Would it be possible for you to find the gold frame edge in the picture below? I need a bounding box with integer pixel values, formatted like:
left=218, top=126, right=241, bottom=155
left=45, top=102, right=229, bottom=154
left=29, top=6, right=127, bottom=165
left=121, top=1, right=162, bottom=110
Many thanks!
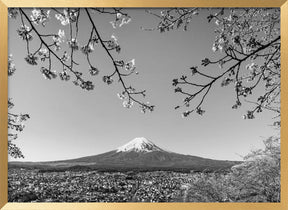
left=1, top=1, right=288, bottom=210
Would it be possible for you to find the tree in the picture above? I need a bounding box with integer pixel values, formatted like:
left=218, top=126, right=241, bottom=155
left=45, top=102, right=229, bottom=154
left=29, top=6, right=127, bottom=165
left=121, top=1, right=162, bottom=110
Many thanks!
left=230, top=136, right=280, bottom=202
left=8, top=9, right=280, bottom=155
left=8, top=55, right=30, bottom=158
left=7, top=7, right=281, bottom=202
left=184, top=136, right=280, bottom=202
left=8, top=8, right=157, bottom=158
left=9, top=8, right=281, bottom=119
left=9, top=8, right=154, bottom=113
left=147, top=8, right=280, bottom=119
left=147, top=8, right=281, bottom=202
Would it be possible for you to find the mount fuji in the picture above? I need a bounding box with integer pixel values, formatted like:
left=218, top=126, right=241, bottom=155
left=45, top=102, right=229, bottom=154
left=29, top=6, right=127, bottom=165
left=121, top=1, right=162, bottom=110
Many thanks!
left=116, top=137, right=165, bottom=153
left=9, top=137, right=240, bottom=172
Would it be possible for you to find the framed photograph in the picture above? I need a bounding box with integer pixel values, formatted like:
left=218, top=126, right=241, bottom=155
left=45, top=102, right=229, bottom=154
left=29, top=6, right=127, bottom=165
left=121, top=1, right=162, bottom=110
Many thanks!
left=1, top=0, right=288, bottom=210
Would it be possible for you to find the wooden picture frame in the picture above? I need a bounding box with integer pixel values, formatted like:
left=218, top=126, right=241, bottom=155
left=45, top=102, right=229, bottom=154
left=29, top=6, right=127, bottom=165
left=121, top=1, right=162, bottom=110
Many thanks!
left=1, top=0, right=288, bottom=210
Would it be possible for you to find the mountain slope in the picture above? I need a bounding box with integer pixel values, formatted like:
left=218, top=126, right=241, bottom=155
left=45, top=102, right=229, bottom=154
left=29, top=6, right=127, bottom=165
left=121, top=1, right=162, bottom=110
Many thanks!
left=9, top=137, right=240, bottom=171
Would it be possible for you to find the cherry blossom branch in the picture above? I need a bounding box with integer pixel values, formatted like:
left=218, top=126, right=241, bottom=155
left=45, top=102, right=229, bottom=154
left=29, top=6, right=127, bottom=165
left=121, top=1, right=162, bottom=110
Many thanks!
left=144, top=8, right=199, bottom=32
left=173, top=35, right=280, bottom=118
left=85, top=8, right=154, bottom=112
left=168, top=8, right=281, bottom=118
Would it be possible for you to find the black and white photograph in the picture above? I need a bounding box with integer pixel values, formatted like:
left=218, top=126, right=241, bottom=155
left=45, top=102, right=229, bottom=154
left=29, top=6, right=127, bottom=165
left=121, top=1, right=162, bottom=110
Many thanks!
left=7, top=8, right=280, bottom=203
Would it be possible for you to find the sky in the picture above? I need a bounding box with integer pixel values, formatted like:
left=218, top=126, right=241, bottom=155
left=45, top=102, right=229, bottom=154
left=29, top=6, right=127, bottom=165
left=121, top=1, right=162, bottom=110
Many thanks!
left=8, top=8, right=278, bottom=162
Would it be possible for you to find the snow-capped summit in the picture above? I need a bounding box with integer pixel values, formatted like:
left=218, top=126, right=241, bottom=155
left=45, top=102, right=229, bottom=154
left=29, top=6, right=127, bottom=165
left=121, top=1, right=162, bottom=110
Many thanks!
left=116, top=137, right=164, bottom=153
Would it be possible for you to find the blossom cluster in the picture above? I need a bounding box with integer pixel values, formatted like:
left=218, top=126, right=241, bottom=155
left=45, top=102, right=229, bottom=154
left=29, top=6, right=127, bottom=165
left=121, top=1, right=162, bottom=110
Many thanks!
left=30, top=9, right=50, bottom=26
left=110, top=12, right=131, bottom=28
left=107, top=35, right=121, bottom=53
left=17, top=25, right=33, bottom=41
left=124, top=59, right=136, bottom=72
left=52, top=29, right=65, bottom=51
left=8, top=55, right=16, bottom=76
left=89, top=66, right=99, bottom=76
left=8, top=8, right=18, bottom=19
left=81, top=43, right=94, bottom=54
left=68, top=38, right=79, bottom=50
left=59, top=71, right=71, bottom=81
left=117, top=92, right=133, bottom=109
left=55, top=9, right=70, bottom=26
left=24, top=54, right=38, bottom=65
left=40, top=67, right=57, bottom=80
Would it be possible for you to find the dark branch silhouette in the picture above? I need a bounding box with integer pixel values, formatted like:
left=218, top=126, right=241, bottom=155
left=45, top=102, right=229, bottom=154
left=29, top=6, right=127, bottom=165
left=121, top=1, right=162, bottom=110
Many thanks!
left=144, top=8, right=199, bottom=32
left=8, top=55, right=29, bottom=158
left=150, top=8, right=280, bottom=119
left=8, top=8, right=155, bottom=157
left=15, top=8, right=154, bottom=113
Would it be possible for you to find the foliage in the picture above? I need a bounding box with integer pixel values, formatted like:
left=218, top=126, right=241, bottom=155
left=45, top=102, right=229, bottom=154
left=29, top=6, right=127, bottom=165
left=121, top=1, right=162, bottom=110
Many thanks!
left=142, top=9, right=281, bottom=202
left=150, top=8, right=280, bottom=119
left=184, top=172, right=234, bottom=202
left=8, top=9, right=281, bottom=201
left=10, top=8, right=281, bottom=118
left=185, top=136, right=280, bottom=202
left=8, top=8, right=154, bottom=113
left=230, top=136, right=280, bottom=202
left=8, top=55, right=30, bottom=158
left=144, top=8, right=199, bottom=32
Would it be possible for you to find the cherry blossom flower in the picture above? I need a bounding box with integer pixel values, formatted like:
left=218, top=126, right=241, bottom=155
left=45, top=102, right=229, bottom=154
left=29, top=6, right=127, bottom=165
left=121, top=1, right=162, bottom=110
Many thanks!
left=40, top=67, right=57, bottom=80
left=38, top=48, right=48, bottom=56
left=55, top=9, right=70, bottom=26
left=103, top=76, right=113, bottom=85
left=81, top=43, right=94, bottom=54
left=89, top=66, right=99, bottom=76
left=117, top=93, right=126, bottom=100
left=123, top=100, right=133, bottom=108
left=30, top=9, right=50, bottom=25
left=110, top=13, right=131, bottom=28
left=68, top=38, right=79, bottom=50
left=125, top=59, right=136, bottom=71
left=59, top=71, right=70, bottom=81
left=8, top=55, right=16, bottom=76
left=24, top=54, right=38, bottom=65
left=107, top=35, right=120, bottom=52
left=17, top=25, right=33, bottom=41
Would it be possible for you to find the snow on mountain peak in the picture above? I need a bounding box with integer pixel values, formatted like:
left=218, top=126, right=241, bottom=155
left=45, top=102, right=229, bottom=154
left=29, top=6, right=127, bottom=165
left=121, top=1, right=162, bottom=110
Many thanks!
left=116, top=137, right=164, bottom=153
